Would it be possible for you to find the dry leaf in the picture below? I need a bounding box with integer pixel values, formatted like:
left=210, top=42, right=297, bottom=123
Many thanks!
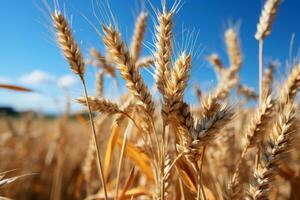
left=117, top=137, right=154, bottom=182
left=104, top=122, right=122, bottom=182
left=0, top=84, right=33, bottom=92
left=119, top=167, right=136, bottom=200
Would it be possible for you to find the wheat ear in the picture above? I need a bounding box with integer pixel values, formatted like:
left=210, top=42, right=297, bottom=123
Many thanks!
left=208, top=54, right=224, bottom=77
left=96, top=72, right=104, bottom=97
left=262, top=62, right=275, bottom=98
left=279, top=63, right=300, bottom=105
left=90, top=48, right=116, bottom=78
left=245, top=96, right=274, bottom=149
left=191, top=103, right=234, bottom=148
left=52, top=11, right=108, bottom=199
left=130, top=11, right=148, bottom=62
left=162, top=53, right=192, bottom=122
left=154, top=7, right=174, bottom=96
left=255, top=0, right=280, bottom=41
left=136, top=56, right=154, bottom=68
left=225, top=28, right=242, bottom=75
left=237, top=84, right=258, bottom=101
left=248, top=103, right=297, bottom=200
left=77, top=96, right=123, bottom=115
left=229, top=96, right=273, bottom=196
left=52, top=11, right=85, bottom=77
left=102, top=24, right=155, bottom=116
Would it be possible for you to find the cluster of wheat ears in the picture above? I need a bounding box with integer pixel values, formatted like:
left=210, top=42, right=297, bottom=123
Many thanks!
left=2, top=0, right=300, bottom=199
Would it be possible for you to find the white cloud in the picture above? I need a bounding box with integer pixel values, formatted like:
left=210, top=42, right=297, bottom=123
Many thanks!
left=0, top=77, right=11, bottom=84
left=19, top=70, right=54, bottom=85
left=57, top=74, right=78, bottom=89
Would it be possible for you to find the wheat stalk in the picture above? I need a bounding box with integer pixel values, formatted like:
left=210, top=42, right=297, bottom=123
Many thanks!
left=255, top=0, right=280, bottom=104
left=52, top=11, right=108, bottom=199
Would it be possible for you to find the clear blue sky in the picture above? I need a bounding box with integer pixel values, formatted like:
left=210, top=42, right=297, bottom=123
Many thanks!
left=0, top=0, right=300, bottom=114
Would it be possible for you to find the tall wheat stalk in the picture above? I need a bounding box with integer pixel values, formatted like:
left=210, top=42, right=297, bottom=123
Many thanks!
left=52, top=10, right=108, bottom=200
left=255, top=0, right=280, bottom=104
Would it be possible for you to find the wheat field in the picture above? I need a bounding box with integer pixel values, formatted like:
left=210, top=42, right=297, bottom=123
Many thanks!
left=1, top=0, right=300, bottom=199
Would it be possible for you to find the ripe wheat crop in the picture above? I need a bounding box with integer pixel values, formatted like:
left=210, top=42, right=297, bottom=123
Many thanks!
left=1, top=0, right=300, bottom=200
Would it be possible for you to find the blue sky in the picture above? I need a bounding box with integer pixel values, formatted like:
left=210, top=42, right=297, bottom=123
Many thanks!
left=0, top=0, right=300, bottom=114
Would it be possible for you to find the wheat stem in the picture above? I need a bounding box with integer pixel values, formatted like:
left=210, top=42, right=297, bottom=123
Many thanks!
left=115, top=123, right=129, bottom=200
left=163, top=152, right=183, bottom=180
left=80, top=77, right=108, bottom=200
left=259, top=40, right=264, bottom=105
left=200, top=147, right=207, bottom=200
